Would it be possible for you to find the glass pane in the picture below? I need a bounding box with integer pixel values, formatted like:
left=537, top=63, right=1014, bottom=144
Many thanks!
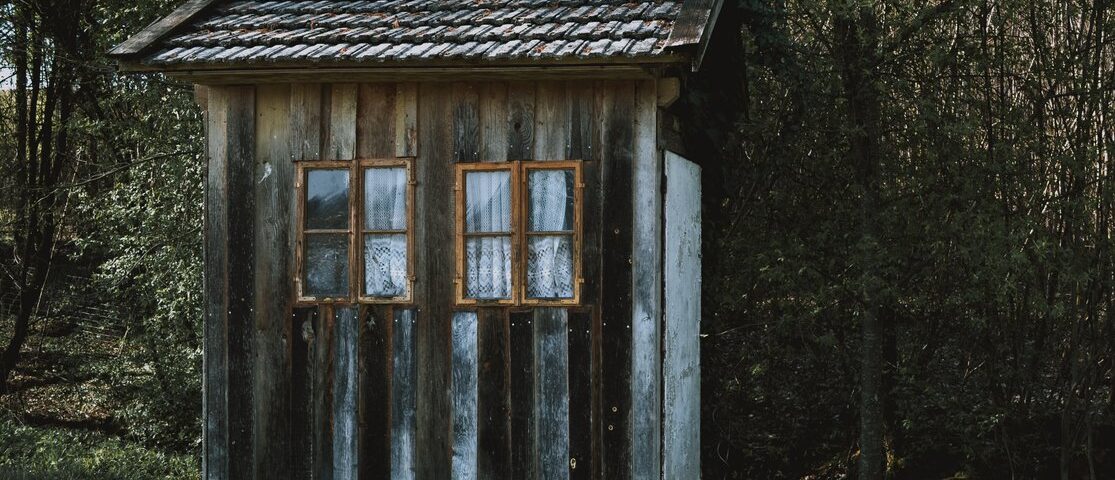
left=528, top=169, right=574, bottom=232
left=306, top=169, right=350, bottom=230
left=465, top=170, right=511, bottom=233
left=304, top=234, right=350, bottom=297
left=527, top=235, right=574, bottom=299
left=465, top=236, right=512, bottom=299
left=365, top=167, right=407, bottom=230
left=364, top=234, right=407, bottom=297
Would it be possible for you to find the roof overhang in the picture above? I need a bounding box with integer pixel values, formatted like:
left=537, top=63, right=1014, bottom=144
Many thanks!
left=109, top=0, right=722, bottom=79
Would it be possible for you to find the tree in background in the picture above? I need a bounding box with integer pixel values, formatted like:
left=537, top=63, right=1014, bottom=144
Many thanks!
left=1, top=0, right=205, bottom=450
left=685, top=0, right=1115, bottom=478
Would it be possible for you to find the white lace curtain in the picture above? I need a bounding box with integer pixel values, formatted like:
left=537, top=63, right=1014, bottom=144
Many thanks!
left=364, top=167, right=408, bottom=297
left=527, top=169, right=574, bottom=299
left=465, top=171, right=512, bottom=299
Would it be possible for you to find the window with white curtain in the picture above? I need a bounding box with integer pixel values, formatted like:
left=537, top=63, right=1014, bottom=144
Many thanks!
left=298, top=159, right=413, bottom=303
left=456, top=161, right=582, bottom=306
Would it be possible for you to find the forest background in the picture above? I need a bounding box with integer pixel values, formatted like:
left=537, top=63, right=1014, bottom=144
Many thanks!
left=1, top=0, right=1114, bottom=479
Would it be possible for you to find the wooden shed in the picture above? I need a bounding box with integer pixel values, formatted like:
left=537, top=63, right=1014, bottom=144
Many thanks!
left=111, top=1, right=716, bottom=479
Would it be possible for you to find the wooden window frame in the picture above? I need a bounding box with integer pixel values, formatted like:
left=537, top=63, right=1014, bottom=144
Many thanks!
left=519, top=160, right=584, bottom=307
left=295, top=158, right=415, bottom=305
left=454, top=160, right=583, bottom=307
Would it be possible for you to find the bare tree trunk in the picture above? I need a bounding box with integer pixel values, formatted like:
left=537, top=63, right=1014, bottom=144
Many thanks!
left=832, top=1, right=887, bottom=478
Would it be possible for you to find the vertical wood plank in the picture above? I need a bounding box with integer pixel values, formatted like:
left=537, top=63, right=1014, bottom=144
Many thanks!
left=532, top=81, right=572, bottom=480
left=567, top=81, right=602, bottom=480
left=222, top=86, right=257, bottom=480
left=315, top=306, right=336, bottom=480
left=395, top=83, right=418, bottom=157
left=598, top=80, right=636, bottom=480
left=392, top=308, right=418, bottom=480
left=204, top=86, right=231, bottom=480
left=477, top=83, right=511, bottom=479
left=630, top=79, right=662, bottom=480
left=453, top=83, right=480, bottom=163
left=509, top=311, right=536, bottom=480
left=452, top=312, right=480, bottom=480
left=360, top=306, right=393, bottom=480
left=291, top=84, right=323, bottom=161
left=291, top=307, right=319, bottom=479
left=327, top=83, right=357, bottom=160
left=567, top=310, right=593, bottom=480
left=253, top=84, right=293, bottom=480
left=415, top=82, right=454, bottom=480
left=533, top=81, right=570, bottom=161
left=476, top=309, right=511, bottom=479
left=357, top=83, right=397, bottom=158
left=479, top=83, right=508, bottom=163
left=335, top=305, right=360, bottom=480
left=663, top=152, right=702, bottom=480
left=507, top=82, right=535, bottom=161
left=535, top=308, right=571, bottom=480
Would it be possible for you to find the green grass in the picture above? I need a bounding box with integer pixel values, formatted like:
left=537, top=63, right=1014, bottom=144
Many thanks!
left=0, top=417, right=199, bottom=480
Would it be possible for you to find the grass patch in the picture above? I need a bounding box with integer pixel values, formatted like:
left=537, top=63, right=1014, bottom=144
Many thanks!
left=0, top=416, right=198, bottom=480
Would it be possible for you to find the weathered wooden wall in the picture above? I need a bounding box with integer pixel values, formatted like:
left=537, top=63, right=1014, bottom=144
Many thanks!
left=202, top=79, right=678, bottom=480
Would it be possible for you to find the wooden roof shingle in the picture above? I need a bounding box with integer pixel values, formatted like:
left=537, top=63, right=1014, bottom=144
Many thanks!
left=111, top=0, right=722, bottom=71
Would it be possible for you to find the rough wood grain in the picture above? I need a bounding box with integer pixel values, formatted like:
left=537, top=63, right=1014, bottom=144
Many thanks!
left=535, top=307, right=570, bottom=480
left=391, top=309, right=418, bottom=480
left=291, top=84, right=323, bottom=161
left=453, top=83, right=480, bottom=163
left=203, top=86, right=231, bottom=480
left=360, top=305, right=393, bottom=480
left=357, top=83, right=397, bottom=158
left=478, top=83, right=508, bottom=163
left=220, top=86, right=257, bottom=480
left=291, top=307, right=320, bottom=479
left=335, top=306, right=361, bottom=480
left=451, top=312, right=479, bottom=480
left=253, top=84, right=293, bottom=480
left=395, top=83, right=418, bottom=157
left=414, top=82, right=454, bottom=480
left=597, top=80, right=635, bottom=480
left=509, top=311, right=536, bottom=480
left=663, top=152, right=702, bottom=480
left=507, top=82, right=535, bottom=160
left=630, top=79, right=662, bottom=480
left=315, top=306, right=337, bottom=480
left=476, top=309, right=511, bottom=479
left=567, top=310, right=593, bottom=480
left=566, top=81, right=601, bottom=480
left=533, top=82, right=570, bottom=160
left=327, top=83, right=357, bottom=160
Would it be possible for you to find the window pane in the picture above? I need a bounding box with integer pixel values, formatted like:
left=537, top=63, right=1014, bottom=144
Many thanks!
left=365, top=167, right=407, bottom=230
left=304, top=234, right=350, bottom=297
left=306, top=169, right=350, bottom=230
left=365, top=234, right=407, bottom=297
left=527, top=235, right=574, bottom=299
left=465, top=170, right=511, bottom=233
left=528, top=169, right=574, bottom=232
left=465, top=236, right=512, bottom=299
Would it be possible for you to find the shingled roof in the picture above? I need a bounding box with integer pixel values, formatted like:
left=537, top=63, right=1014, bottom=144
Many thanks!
left=110, top=0, right=721, bottom=71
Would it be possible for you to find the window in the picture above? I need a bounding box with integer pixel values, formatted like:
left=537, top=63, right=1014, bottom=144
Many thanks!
left=455, top=161, right=582, bottom=306
left=297, top=159, right=414, bottom=303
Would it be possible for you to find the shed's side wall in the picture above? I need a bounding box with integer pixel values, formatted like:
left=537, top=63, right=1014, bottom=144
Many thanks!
left=203, top=80, right=662, bottom=480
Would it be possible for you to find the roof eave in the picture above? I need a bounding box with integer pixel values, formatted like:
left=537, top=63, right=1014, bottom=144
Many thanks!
left=664, top=0, right=724, bottom=72
left=115, top=55, right=690, bottom=83
left=108, top=0, right=223, bottom=59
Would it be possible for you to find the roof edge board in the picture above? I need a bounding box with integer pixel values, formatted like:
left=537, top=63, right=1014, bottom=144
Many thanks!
left=108, top=0, right=224, bottom=58
left=136, top=64, right=669, bottom=84
left=664, top=0, right=724, bottom=71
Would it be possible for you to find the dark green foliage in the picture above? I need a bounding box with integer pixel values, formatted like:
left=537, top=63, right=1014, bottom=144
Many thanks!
left=690, top=0, right=1115, bottom=478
